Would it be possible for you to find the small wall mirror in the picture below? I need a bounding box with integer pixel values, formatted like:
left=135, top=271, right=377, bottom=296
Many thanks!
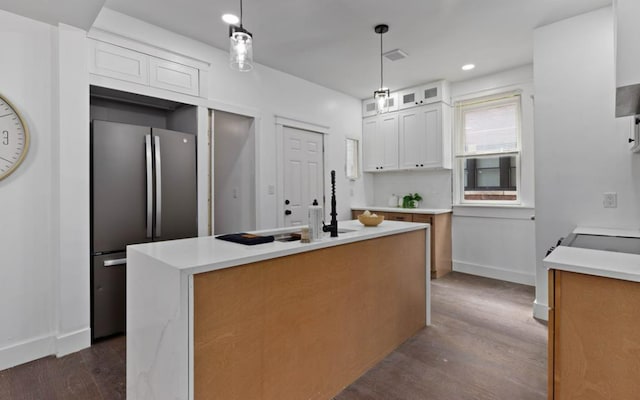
left=345, top=138, right=360, bottom=180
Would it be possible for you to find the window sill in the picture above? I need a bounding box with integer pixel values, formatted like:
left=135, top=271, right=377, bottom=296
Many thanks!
left=453, top=204, right=535, bottom=220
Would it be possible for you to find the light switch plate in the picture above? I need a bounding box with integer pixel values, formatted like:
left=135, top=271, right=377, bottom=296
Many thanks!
left=603, top=192, right=618, bottom=208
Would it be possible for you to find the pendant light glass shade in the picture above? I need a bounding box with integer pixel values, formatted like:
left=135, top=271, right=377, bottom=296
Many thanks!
left=373, top=24, right=390, bottom=114
left=374, top=88, right=390, bottom=114
left=228, top=0, right=253, bottom=72
left=229, top=25, right=253, bottom=72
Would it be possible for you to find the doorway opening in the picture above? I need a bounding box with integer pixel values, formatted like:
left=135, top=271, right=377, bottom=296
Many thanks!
left=212, top=110, right=256, bottom=234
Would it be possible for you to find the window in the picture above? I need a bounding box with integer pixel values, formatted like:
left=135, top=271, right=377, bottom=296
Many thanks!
left=455, top=92, right=521, bottom=203
left=345, top=138, right=360, bottom=180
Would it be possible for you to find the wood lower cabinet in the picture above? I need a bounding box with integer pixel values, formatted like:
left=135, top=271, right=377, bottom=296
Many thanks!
left=352, top=210, right=452, bottom=278
left=548, top=269, right=640, bottom=399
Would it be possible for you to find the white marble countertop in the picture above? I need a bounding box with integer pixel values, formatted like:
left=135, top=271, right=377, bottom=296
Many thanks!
left=127, top=220, right=428, bottom=275
left=543, top=226, right=640, bottom=282
left=351, top=206, right=452, bottom=215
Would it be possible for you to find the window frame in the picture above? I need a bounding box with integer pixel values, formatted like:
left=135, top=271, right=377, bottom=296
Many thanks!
left=454, top=91, right=523, bottom=205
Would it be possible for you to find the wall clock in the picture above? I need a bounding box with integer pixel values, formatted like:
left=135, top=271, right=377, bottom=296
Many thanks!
left=0, top=93, right=29, bottom=181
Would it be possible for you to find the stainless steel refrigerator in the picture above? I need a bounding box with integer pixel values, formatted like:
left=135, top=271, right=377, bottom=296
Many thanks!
left=91, top=120, right=197, bottom=340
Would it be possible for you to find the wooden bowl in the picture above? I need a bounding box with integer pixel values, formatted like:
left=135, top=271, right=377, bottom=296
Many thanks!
left=357, top=214, right=384, bottom=227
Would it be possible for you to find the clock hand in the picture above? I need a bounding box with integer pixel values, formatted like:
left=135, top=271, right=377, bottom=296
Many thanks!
left=0, top=156, right=12, bottom=163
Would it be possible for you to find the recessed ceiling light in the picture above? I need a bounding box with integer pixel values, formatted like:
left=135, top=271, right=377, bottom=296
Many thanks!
left=462, top=64, right=476, bottom=71
left=222, top=13, right=239, bottom=24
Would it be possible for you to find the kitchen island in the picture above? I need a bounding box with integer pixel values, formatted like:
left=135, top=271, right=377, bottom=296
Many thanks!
left=126, top=220, right=430, bottom=400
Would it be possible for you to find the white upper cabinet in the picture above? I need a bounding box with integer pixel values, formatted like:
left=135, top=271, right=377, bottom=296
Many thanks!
left=362, top=114, right=398, bottom=172
left=615, top=0, right=640, bottom=117
left=397, top=80, right=450, bottom=110
left=361, top=80, right=452, bottom=172
left=89, top=39, right=201, bottom=97
left=398, top=103, right=452, bottom=170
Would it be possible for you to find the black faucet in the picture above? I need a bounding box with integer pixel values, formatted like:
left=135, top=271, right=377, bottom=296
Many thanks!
left=323, top=170, right=338, bottom=237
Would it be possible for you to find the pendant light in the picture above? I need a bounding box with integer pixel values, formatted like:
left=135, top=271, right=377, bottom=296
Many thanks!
left=229, top=0, right=253, bottom=72
left=373, top=24, right=390, bottom=114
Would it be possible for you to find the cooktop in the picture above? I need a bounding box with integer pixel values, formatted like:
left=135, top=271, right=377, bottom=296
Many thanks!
left=562, top=233, right=640, bottom=255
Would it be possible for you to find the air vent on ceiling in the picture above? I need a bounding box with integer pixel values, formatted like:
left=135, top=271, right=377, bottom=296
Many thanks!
left=383, top=49, right=408, bottom=62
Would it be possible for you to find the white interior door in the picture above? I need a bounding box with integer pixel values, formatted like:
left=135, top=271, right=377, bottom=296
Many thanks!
left=283, top=126, right=324, bottom=226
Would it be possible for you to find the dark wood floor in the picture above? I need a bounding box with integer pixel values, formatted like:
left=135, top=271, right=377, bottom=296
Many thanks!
left=335, top=272, right=547, bottom=400
left=0, top=272, right=546, bottom=399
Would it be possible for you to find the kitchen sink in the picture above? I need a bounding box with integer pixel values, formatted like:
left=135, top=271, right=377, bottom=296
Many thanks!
left=273, top=232, right=302, bottom=242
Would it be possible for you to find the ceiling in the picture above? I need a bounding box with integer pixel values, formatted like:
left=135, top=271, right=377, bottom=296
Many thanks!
left=0, top=0, right=104, bottom=30
left=0, top=0, right=612, bottom=99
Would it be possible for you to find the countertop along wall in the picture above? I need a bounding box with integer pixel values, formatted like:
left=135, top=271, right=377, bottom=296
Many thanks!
left=533, top=6, right=640, bottom=320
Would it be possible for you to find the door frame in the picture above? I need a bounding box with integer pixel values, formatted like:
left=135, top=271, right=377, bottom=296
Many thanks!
left=275, top=116, right=330, bottom=228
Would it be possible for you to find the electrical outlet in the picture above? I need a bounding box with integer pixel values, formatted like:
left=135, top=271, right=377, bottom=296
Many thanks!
left=603, top=192, right=618, bottom=208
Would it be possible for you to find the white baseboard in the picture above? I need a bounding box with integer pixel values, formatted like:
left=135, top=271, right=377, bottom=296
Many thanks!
left=533, top=299, right=549, bottom=321
left=452, top=261, right=535, bottom=286
left=0, top=334, right=55, bottom=371
left=56, top=327, right=91, bottom=357
left=0, top=327, right=92, bottom=371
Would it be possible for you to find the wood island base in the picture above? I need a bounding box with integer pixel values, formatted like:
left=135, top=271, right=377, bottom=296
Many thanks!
left=194, top=230, right=427, bottom=400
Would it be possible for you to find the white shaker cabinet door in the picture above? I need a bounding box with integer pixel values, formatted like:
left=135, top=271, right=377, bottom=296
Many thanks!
left=89, top=40, right=150, bottom=85
left=421, top=105, right=443, bottom=168
left=362, top=117, right=380, bottom=172
left=399, top=108, right=423, bottom=168
left=378, top=113, right=399, bottom=170
left=149, top=57, right=200, bottom=96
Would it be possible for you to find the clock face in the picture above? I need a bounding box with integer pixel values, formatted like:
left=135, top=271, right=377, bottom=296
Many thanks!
left=0, top=95, right=29, bottom=181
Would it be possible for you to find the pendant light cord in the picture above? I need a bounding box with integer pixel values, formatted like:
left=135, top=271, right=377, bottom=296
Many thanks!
left=240, top=0, right=244, bottom=27
left=380, top=31, right=384, bottom=89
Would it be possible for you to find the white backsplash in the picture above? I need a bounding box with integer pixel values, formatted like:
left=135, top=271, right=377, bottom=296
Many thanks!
left=371, top=170, right=452, bottom=209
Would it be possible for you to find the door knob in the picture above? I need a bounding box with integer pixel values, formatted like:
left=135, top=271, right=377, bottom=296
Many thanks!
left=285, top=199, right=290, bottom=205
left=285, top=210, right=292, bottom=215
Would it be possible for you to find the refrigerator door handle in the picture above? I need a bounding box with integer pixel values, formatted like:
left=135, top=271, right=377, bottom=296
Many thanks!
left=145, top=134, right=153, bottom=238
left=154, top=135, right=162, bottom=237
left=103, top=258, right=127, bottom=267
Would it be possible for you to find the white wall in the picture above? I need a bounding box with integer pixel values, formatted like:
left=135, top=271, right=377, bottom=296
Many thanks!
left=533, top=6, right=640, bottom=319
left=214, top=111, right=256, bottom=234
left=0, top=10, right=57, bottom=369
left=449, top=65, right=537, bottom=286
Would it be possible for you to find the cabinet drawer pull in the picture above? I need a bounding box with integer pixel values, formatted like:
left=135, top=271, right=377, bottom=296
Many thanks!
left=104, top=258, right=126, bottom=267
